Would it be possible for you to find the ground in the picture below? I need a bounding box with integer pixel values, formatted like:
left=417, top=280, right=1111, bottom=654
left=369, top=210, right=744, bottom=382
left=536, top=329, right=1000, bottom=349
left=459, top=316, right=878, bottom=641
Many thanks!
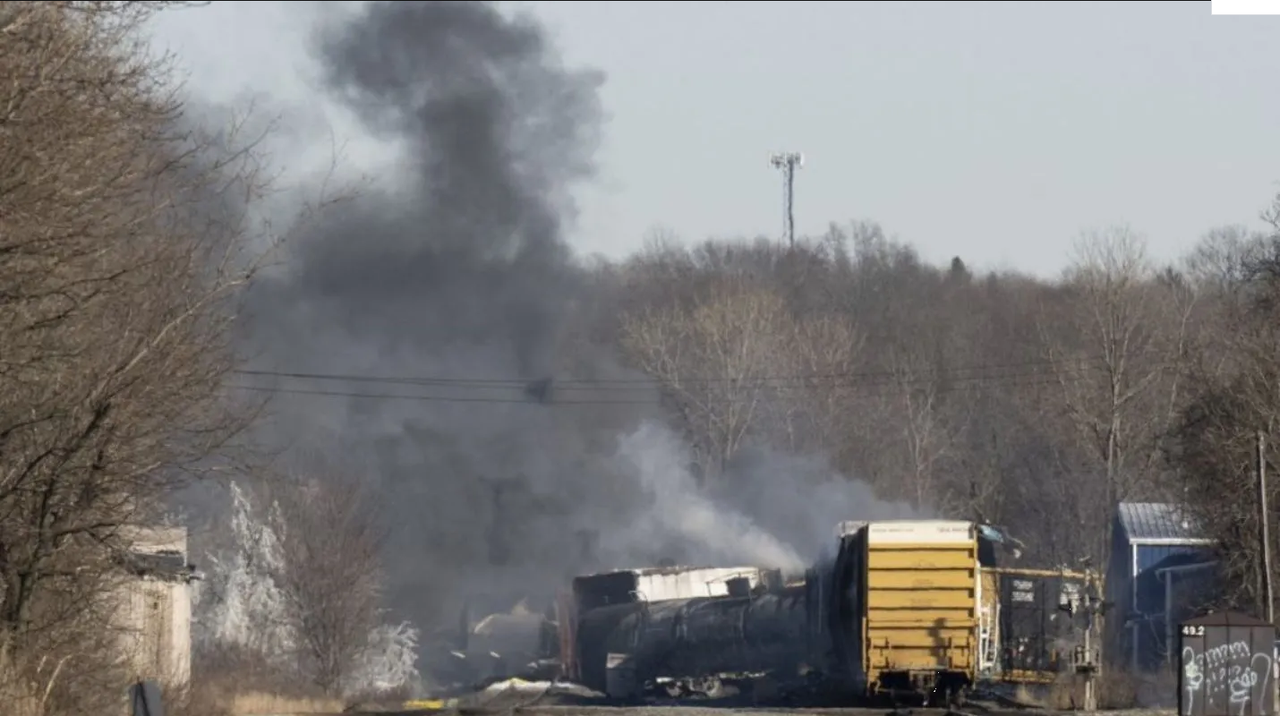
left=336, top=676, right=1180, bottom=716
left=348, top=707, right=1176, bottom=716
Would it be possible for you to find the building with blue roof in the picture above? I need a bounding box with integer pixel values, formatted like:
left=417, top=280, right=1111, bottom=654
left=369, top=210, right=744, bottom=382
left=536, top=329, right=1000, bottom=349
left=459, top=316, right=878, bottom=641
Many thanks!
left=1104, top=502, right=1218, bottom=672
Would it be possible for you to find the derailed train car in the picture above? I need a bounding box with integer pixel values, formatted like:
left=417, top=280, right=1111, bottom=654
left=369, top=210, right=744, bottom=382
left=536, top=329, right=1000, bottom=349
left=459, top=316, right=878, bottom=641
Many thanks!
left=562, top=519, right=1091, bottom=706
left=573, top=583, right=810, bottom=698
left=560, top=565, right=778, bottom=689
left=994, top=569, right=1087, bottom=683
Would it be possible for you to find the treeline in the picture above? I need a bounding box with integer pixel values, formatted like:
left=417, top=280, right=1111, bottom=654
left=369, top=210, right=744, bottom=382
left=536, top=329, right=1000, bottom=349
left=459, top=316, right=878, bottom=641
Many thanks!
left=598, top=216, right=1280, bottom=609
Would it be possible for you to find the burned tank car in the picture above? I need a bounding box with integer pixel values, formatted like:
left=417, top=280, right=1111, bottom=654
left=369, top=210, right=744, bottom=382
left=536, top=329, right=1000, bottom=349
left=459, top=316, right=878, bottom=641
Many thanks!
left=573, top=520, right=1005, bottom=706
left=587, top=586, right=810, bottom=698
left=561, top=565, right=778, bottom=687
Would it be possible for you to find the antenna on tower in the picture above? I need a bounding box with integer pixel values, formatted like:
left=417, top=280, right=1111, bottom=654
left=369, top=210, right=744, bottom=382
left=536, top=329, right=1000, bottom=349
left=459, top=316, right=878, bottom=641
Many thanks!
left=769, top=151, right=804, bottom=247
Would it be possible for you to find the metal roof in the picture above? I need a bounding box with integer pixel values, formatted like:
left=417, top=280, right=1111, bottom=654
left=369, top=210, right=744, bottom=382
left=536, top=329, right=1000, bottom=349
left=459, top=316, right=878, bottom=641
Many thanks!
left=117, top=550, right=197, bottom=583
left=1116, top=502, right=1211, bottom=545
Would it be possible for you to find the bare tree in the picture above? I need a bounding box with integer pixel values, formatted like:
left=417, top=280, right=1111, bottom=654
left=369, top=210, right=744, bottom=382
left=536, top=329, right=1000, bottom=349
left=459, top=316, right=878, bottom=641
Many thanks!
left=1171, top=195, right=1280, bottom=618
left=0, top=3, right=340, bottom=708
left=620, top=274, right=863, bottom=483
left=884, top=348, right=963, bottom=511
left=609, top=218, right=1240, bottom=584
left=776, top=314, right=863, bottom=457
left=1037, top=227, right=1185, bottom=567
left=262, top=472, right=386, bottom=696
left=620, top=280, right=791, bottom=482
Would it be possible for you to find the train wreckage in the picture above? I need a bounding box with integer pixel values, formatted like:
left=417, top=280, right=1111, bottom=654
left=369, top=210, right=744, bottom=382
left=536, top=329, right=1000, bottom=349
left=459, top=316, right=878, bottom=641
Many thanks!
left=428, top=519, right=1098, bottom=706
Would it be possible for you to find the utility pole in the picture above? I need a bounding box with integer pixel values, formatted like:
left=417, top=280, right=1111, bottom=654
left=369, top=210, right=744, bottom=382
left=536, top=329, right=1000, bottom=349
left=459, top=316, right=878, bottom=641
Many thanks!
left=1081, top=616, right=1097, bottom=713
left=1259, top=430, right=1274, bottom=623
left=1067, top=566, right=1106, bottom=713
left=769, top=151, right=804, bottom=247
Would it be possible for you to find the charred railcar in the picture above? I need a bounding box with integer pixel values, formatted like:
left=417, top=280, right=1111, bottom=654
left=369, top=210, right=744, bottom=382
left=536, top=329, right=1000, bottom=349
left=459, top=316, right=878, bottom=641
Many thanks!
left=562, top=520, right=1089, bottom=705
left=569, top=520, right=999, bottom=705
left=589, top=586, right=809, bottom=698
left=561, top=565, right=777, bottom=688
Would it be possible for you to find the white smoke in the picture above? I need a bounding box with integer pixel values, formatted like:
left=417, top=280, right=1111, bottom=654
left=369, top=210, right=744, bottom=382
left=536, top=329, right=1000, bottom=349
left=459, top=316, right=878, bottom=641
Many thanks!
left=609, top=421, right=806, bottom=573
left=598, top=420, right=927, bottom=575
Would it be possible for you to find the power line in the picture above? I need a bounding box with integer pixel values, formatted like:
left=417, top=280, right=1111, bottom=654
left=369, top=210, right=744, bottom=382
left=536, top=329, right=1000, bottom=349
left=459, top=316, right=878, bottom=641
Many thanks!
left=229, top=351, right=1174, bottom=406
left=228, top=371, right=1072, bottom=406
left=233, top=385, right=657, bottom=405
left=230, top=348, right=1171, bottom=392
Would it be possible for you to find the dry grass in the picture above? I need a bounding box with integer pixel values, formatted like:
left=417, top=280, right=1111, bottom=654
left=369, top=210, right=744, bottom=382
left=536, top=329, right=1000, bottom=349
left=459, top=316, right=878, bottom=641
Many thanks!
left=175, top=685, right=343, bottom=716
left=7, top=697, right=41, bottom=716
left=1006, top=669, right=1136, bottom=711
left=1010, top=668, right=1176, bottom=711
left=176, top=669, right=346, bottom=716
left=1097, top=670, right=1139, bottom=710
left=1010, top=678, right=1075, bottom=710
left=225, top=692, right=345, bottom=715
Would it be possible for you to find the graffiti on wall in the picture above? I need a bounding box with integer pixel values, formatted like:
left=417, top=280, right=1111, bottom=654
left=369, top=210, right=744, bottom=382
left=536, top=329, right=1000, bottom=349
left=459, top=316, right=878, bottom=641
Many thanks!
left=1181, top=630, right=1274, bottom=716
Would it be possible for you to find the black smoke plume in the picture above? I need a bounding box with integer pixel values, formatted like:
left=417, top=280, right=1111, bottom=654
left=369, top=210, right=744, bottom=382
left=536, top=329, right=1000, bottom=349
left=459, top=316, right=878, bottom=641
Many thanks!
left=233, top=0, right=922, bottom=648
left=240, top=0, right=653, bottom=631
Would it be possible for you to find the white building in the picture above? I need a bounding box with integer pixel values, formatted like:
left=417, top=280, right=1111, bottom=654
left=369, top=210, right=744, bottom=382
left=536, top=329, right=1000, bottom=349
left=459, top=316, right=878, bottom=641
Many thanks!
left=115, top=525, right=197, bottom=689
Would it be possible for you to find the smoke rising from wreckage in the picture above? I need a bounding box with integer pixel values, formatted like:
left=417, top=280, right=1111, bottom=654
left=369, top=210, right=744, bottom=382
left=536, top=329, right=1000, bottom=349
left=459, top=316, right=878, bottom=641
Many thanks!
left=431, top=520, right=1096, bottom=708
left=223, top=1, right=935, bottom=690
left=204, top=0, right=1091, bottom=701
left=240, top=0, right=629, bottom=636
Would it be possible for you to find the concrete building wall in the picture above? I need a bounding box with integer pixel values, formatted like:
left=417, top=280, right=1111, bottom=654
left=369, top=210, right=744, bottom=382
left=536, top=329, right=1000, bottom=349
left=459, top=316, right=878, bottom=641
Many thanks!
left=114, top=525, right=193, bottom=689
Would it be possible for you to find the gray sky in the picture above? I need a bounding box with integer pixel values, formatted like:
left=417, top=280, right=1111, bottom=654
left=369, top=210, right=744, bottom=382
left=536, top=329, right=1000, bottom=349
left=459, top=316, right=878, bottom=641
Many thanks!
left=148, top=0, right=1280, bottom=277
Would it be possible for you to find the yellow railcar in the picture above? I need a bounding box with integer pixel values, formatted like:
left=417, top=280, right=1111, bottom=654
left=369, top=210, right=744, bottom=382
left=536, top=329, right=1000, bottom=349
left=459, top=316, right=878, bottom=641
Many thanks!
left=562, top=519, right=1088, bottom=705
left=824, top=520, right=986, bottom=704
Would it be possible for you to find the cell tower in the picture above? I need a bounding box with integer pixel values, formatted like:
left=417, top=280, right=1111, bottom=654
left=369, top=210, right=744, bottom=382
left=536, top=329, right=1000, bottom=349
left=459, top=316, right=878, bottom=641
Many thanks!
left=769, top=151, right=804, bottom=247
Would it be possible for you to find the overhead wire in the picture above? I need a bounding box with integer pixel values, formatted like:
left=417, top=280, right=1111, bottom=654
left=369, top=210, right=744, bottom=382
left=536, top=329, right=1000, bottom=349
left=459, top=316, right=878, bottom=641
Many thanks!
left=227, top=347, right=1177, bottom=406
left=231, top=356, right=1061, bottom=390
left=231, top=347, right=1171, bottom=389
